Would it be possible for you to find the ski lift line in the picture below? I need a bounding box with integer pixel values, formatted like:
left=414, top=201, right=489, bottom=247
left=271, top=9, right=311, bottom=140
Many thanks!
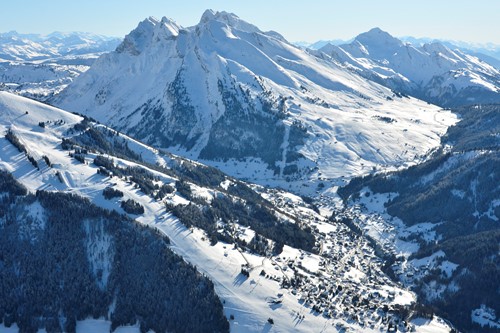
left=4, top=107, right=47, bottom=174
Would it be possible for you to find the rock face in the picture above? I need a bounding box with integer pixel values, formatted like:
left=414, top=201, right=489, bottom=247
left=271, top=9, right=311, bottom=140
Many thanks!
left=55, top=11, right=455, bottom=189
left=320, top=28, right=500, bottom=107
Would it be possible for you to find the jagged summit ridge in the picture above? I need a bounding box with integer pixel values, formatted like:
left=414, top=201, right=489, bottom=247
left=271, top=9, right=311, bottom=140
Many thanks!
left=116, top=16, right=181, bottom=55
left=116, top=10, right=286, bottom=57
left=200, top=9, right=258, bottom=32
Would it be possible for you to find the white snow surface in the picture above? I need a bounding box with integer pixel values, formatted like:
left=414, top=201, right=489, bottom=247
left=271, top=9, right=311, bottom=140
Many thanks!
left=54, top=11, right=457, bottom=194
left=0, top=92, right=455, bottom=332
left=411, top=317, right=454, bottom=333
left=472, top=304, right=500, bottom=329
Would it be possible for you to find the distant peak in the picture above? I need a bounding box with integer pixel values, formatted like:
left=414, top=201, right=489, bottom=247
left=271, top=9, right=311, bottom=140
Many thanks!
left=198, top=9, right=260, bottom=33
left=367, top=27, right=385, bottom=34
left=5, top=30, right=20, bottom=36
left=200, top=9, right=216, bottom=22
left=116, top=16, right=181, bottom=55
left=144, top=16, right=160, bottom=25
left=319, top=43, right=340, bottom=53
left=422, top=41, right=452, bottom=55
left=200, top=9, right=239, bottom=24
left=358, top=27, right=397, bottom=40
left=136, top=16, right=181, bottom=35
left=355, top=27, right=403, bottom=48
left=160, top=16, right=175, bottom=24
left=133, top=16, right=158, bottom=33
left=158, top=16, right=181, bottom=37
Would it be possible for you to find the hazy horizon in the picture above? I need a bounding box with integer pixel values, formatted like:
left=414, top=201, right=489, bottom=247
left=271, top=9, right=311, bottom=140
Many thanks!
left=2, top=0, right=499, bottom=45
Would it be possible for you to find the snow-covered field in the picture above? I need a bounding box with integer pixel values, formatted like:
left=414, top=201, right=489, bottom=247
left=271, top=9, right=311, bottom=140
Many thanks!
left=471, top=305, right=500, bottom=330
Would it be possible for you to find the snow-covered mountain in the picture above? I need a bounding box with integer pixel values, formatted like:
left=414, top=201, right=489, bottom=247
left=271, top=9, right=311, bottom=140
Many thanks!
left=54, top=11, right=456, bottom=193
left=319, top=28, right=500, bottom=107
left=400, top=36, right=500, bottom=68
left=301, top=36, right=500, bottom=69
left=0, top=31, right=120, bottom=102
left=0, top=91, right=455, bottom=333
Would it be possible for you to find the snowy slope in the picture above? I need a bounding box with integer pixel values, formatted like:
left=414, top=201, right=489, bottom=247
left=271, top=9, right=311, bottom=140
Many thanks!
left=54, top=11, right=456, bottom=194
left=320, top=28, right=500, bottom=107
left=0, top=91, right=454, bottom=332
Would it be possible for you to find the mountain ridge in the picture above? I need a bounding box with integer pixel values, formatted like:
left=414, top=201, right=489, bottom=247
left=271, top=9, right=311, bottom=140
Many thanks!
left=296, top=34, right=500, bottom=68
left=319, top=28, right=500, bottom=107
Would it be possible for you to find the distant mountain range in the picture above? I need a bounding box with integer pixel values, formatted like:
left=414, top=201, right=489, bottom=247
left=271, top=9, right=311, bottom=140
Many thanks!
left=318, top=28, right=500, bottom=107
left=0, top=31, right=121, bottom=61
left=297, top=35, right=500, bottom=68
left=399, top=36, right=500, bottom=68
left=0, top=31, right=121, bottom=101
left=2, top=27, right=498, bottom=108
left=295, top=39, right=352, bottom=50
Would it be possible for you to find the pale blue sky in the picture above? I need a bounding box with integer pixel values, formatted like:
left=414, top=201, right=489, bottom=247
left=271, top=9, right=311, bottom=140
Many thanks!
left=2, top=0, right=499, bottom=44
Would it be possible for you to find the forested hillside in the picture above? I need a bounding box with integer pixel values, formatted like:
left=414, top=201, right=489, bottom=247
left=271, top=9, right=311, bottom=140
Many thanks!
left=0, top=170, right=229, bottom=333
